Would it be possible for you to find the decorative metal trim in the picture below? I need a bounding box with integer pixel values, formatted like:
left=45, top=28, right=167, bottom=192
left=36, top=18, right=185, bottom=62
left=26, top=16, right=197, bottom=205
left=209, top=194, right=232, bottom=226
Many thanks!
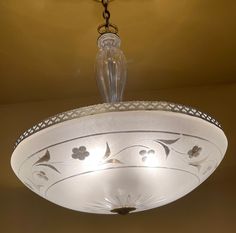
left=14, top=101, right=222, bottom=148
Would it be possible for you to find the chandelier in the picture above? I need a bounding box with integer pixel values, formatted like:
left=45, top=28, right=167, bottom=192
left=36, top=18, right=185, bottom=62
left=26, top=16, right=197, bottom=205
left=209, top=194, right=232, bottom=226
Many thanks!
left=11, top=0, right=227, bottom=215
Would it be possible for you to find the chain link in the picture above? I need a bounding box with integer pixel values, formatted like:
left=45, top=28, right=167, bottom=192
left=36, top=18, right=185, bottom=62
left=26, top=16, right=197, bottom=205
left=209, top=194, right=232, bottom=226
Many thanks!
left=97, top=0, right=118, bottom=35
left=102, top=0, right=110, bottom=26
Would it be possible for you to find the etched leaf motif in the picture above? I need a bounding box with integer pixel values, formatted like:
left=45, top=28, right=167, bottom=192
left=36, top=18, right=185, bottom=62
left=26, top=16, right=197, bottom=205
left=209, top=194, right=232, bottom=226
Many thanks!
left=189, top=157, right=208, bottom=171
left=106, top=159, right=122, bottom=164
left=160, top=143, right=170, bottom=157
left=189, top=163, right=201, bottom=171
left=157, top=138, right=180, bottom=145
left=36, top=171, right=49, bottom=181
left=103, top=142, right=111, bottom=159
left=34, top=150, right=50, bottom=165
left=35, top=164, right=61, bottom=174
left=155, top=141, right=170, bottom=158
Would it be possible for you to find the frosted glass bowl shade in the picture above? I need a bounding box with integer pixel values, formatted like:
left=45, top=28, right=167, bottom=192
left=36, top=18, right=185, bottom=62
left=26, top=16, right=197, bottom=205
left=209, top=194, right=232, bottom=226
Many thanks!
left=11, top=101, right=227, bottom=214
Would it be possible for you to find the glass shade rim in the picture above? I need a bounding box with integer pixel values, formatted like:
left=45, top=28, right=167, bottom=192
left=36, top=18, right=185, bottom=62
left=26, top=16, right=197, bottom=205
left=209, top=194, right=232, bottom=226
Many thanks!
left=14, top=100, right=223, bottom=148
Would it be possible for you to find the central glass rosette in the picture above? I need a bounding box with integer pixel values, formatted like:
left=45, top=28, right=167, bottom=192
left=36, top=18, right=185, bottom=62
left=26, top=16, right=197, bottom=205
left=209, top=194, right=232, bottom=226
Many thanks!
left=11, top=102, right=227, bottom=214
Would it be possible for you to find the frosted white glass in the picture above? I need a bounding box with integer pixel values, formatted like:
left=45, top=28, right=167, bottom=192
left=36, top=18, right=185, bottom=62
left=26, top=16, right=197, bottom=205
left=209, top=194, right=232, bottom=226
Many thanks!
left=11, top=101, right=227, bottom=215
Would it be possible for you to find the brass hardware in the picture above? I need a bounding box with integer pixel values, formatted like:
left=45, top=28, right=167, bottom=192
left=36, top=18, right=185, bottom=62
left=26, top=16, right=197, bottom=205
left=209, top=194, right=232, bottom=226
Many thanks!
left=96, top=0, right=118, bottom=35
left=111, top=207, right=137, bottom=215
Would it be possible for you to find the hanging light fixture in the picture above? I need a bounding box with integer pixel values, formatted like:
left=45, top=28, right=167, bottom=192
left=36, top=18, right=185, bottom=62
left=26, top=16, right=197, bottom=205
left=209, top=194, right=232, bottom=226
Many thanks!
left=11, top=0, right=227, bottom=215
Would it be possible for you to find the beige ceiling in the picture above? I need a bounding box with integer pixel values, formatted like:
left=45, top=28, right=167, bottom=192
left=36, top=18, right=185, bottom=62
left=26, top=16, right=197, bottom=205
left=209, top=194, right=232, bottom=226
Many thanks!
left=0, top=0, right=236, bottom=233
left=0, top=0, right=236, bottom=104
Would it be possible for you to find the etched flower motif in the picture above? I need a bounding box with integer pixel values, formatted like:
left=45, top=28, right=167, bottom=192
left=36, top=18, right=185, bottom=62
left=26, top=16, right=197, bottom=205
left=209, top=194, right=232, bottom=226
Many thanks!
left=139, top=150, right=155, bottom=156
left=36, top=171, right=48, bottom=181
left=139, top=149, right=155, bottom=162
left=72, top=146, right=90, bottom=160
left=188, top=146, right=202, bottom=158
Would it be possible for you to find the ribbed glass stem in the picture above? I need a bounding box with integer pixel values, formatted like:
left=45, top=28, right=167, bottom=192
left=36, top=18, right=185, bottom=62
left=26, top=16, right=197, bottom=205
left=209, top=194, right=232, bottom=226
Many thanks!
left=95, top=33, right=127, bottom=103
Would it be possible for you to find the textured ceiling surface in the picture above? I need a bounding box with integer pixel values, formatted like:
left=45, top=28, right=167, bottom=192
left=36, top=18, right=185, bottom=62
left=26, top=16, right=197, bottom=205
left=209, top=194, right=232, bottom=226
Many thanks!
left=0, top=0, right=236, bottom=233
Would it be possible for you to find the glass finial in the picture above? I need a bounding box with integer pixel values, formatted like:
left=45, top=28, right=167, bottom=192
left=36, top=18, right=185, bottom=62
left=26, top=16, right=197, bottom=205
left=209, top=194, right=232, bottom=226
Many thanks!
left=95, top=33, right=127, bottom=103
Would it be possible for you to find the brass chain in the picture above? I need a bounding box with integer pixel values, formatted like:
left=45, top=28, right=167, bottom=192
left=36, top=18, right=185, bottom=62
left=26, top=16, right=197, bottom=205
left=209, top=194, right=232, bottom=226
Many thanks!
left=102, top=0, right=110, bottom=28
left=97, top=0, right=118, bottom=35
